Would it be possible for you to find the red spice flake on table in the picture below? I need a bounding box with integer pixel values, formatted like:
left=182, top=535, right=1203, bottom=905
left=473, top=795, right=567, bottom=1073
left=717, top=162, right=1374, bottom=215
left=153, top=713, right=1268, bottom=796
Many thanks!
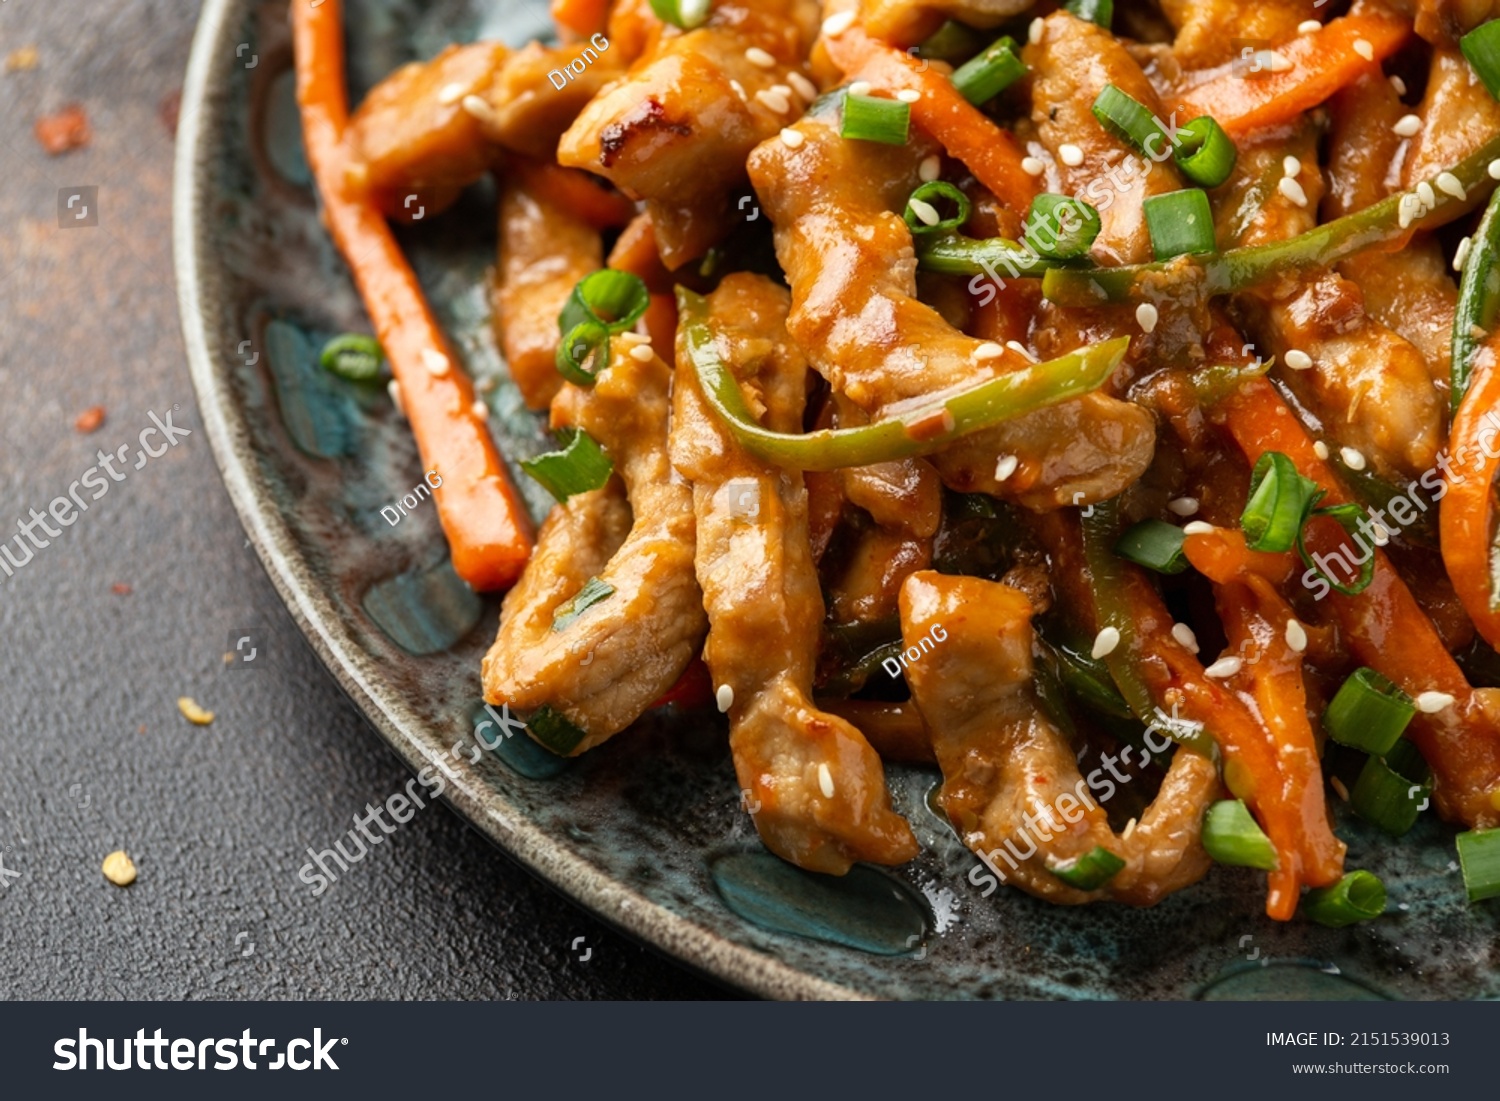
left=74, top=405, right=106, bottom=433
left=34, top=103, right=91, bottom=155
left=111, top=583, right=132, bottom=596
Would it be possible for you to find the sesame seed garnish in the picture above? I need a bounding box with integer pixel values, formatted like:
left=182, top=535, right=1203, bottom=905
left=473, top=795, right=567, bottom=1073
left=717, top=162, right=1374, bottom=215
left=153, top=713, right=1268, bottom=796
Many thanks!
left=908, top=197, right=941, bottom=226
left=629, top=343, right=655, bottom=363
left=1285, top=349, right=1313, bottom=370
left=1490, top=159, right=1500, bottom=181
left=1285, top=619, right=1308, bottom=653
left=1455, top=236, right=1473, bottom=273
left=1398, top=193, right=1420, bottom=229
left=995, top=454, right=1019, bottom=482
left=822, top=10, right=855, bottom=36
left=779, top=127, right=805, bottom=149
left=437, top=82, right=466, bottom=106
left=461, top=94, right=499, bottom=127
left=422, top=349, right=450, bottom=376
left=1029, top=16, right=1044, bottom=44
left=896, top=88, right=921, bottom=103
left=716, top=684, right=735, bottom=712
left=1265, top=51, right=1294, bottom=73
left=1297, top=19, right=1321, bottom=33
left=1393, top=114, right=1422, bottom=137
left=1330, top=776, right=1350, bottom=802
left=756, top=87, right=792, bottom=114
left=387, top=380, right=405, bottom=418
left=1371, top=520, right=1391, bottom=546
left=973, top=341, right=1004, bottom=360
left=1436, top=171, right=1466, bottom=201
left=787, top=72, right=817, bottom=101
left=919, top=154, right=941, bottom=182
left=1136, top=303, right=1159, bottom=333
left=1313, top=440, right=1330, bottom=460
left=1340, top=446, right=1367, bottom=471
left=1171, top=623, right=1200, bottom=652
left=471, top=399, right=489, bottom=420
left=1006, top=340, right=1035, bottom=361
left=1353, top=38, right=1374, bottom=61
left=1059, top=143, right=1084, bottom=167
left=1183, top=521, right=1215, bottom=535
left=1021, top=156, right=1045, bottom=176
left=1418, top=180, right=1437, bottom=208
left=1390, top=75, right=1407, bottom=96
left=1092, top=626, right=1121, bottom=659
left=745, top=46, right=777, bottom=69
left=1204, top=656, right=1243, bottom=679
left=848, top=80, right=872, bottom=97
left=728, top=78, right=748, bottom=102
left=1122, top=816, right=1138, bottom=841
left=1416, top=690, right=1455, bottom=713
left=1278, top=176, right=1308, bottom=207
left=818, top=762, right=836, bottom=798
left=1283, top=155, right=1302, bottom=179
left=1168, top=497, right=1199, bottom=517
left=1474, top=323, right=1490, bottom=341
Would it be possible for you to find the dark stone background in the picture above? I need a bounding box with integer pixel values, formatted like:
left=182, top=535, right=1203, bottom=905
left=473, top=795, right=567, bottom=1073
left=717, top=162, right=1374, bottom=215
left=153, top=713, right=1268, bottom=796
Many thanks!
left=0, top=0, right=724, bottom=1001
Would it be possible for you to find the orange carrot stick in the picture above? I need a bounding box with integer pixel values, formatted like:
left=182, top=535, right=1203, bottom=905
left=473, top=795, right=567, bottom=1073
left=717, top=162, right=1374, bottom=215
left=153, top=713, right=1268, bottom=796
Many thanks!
left=1441, top=335, right=1500, bottom=650
left=292, top=0, right=533, bottom=592
left=1173, top=9, right=1409, bottom=138
left=551, top=0, right=611, bottom=38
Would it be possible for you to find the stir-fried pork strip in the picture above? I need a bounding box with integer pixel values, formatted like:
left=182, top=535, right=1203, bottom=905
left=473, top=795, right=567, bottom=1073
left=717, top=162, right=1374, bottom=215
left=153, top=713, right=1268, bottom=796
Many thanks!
left=558, top=0, right=820, bottom=267
left=483, top=337, right=706, bottom=752
left=476, top=42, right=624, bottom=161
left=1404, top=46, right=1500, bottom=185
left=493, top=164, right=604, bottom=410
left=1158, top=0, right=1321, bottom=69
left=859, top=0, right=1036, bottom=47
left=900, top=571, right=1219, bottom=905
left=747, top=105, right=1156, bottom=510
left=670, top=274, right=918, bottom=872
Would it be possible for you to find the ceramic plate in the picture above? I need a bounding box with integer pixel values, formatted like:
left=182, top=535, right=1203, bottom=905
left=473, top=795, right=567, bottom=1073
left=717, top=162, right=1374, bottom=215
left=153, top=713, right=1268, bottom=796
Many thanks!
left=174, top=0, right=1500, bottom=1000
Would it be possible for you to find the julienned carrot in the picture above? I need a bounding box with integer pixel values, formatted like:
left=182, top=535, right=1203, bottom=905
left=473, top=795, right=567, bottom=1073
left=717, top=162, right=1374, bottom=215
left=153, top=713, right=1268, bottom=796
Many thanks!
left=1173, top=10, right=1408, bottom=137
left=1442, top=334, right=1500, bottom=649
left=292, top=0, right=533, bottom=592
left=1218, top=378, right=1500, bottom=829
left=551, top=0, right=610, bottom=38
left=822, top=27, right=1038, bottom=216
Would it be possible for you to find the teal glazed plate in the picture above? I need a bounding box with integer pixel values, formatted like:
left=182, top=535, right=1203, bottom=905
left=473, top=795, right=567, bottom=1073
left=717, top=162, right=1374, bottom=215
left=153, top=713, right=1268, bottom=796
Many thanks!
left=174, top=0, right=1500, bottom=1000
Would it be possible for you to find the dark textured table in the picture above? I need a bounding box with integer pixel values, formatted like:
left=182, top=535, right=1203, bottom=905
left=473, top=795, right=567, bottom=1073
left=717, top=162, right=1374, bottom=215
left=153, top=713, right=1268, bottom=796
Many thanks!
left=0, top=0, right=725, bottom=1001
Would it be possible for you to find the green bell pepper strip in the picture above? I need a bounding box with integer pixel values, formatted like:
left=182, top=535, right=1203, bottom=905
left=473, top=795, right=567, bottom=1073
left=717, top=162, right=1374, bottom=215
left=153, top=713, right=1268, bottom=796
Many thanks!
left=1451, top=184, right=1500, bottom=413
left=677, top=288, right=1129, bottom=472
left=1041, top=133, right=1500, bottom=307
left=916, top=233, right=1064, bottom=279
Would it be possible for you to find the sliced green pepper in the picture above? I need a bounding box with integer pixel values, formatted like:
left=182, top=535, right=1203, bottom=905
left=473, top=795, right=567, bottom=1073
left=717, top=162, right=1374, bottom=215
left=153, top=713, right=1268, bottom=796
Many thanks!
left=916, top=233, right=1066, bottom=280
left=1452, top=184, right=1500, bottom=413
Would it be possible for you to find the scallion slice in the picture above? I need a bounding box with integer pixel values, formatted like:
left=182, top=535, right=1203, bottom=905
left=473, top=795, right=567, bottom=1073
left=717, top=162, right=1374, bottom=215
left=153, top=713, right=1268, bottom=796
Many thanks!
left=1297, top=502, right=1377, bottom=596
left=949, top=35, right=1027, bottom=105
left=1091, top=83, right=1165, bottom=155
left=904, top=181, right=971, bottom=236
left=1174, top=115, right=1237, bottom=189
left=1144, top=189, right=1216, bottom=259
left=1025, top=193, right=1102, bottom=260
left=1114, top=519, right=1189, bottom=574
left=1202, top=799, right=1278, bottom=870
left=555, top=270, right=651, bottom=386
left=1301, top=870, right=1387, bottom=928
left=1046, top=846, right=1125, bottom=890
left=648, top=0, right=711, bottom=31
left=320, top=333, right=385, bottom=382
left=915, top=20, right=990, bottom=64
left=841, top=92, right=910, bottom=145
left=1351, top=750, right=1431, bottom=837
left=520, top=428, right=614, bottom=503
left=1241, top=451, right=1320, bottom=553
left=552, top=576, right=615, bottom=632
left=1064, top=0, right=1112, bottom=27
left=1456, top=827, right=1500, bottom=901
left=1460, top=20, right=1500, bottom=101
left=1325, top=667, right=1417, bottom=755
left=528, top=705, right=589, bottom=756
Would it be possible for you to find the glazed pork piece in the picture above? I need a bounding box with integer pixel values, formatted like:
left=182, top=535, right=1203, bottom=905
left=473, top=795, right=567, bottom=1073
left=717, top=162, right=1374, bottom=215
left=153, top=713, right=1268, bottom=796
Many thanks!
left=671, top=275, right=918, bottom=872
left=858, top=0, right=1035, bottom=46
left=1157, top=0, right=1321, bottom=69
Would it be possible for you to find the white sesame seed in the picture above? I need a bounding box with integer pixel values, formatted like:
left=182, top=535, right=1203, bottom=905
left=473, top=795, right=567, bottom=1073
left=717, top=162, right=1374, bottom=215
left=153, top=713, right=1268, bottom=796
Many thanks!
left=1172, top=623, right=1200, bottom=653
left=1204, top=656, right=1243, bottom=679
left=628, top=343, right=655, bottom=363
left=387, top=380, right=405, bottom=418
left=1490, top=159, right=1500, bottom=181
left=1283, top=155, right=1302, bottom=179
left=1278, top=176, right=1309, bottom=207
left=919, top=154, right=941, bottom=182
left=1389, top=75, right=1407, bottom=96
left=1005, top=340, right=1035, bottom=361
left=1122, top=816, right=1138, bottom=841
left=1136, top=303, right=1159, bottom=333
left=728, top=78, right=747, bottom=102
left=787, top=72, right=818, bottom=101
left=1313, top=440, right=1330, bottom=460
left=1331, top=776, right=1350, bottom=802
left=1418, top=180, right=1437, bottom=208
left=460, top=94, right=499, bottom=127
left=1353, top=38, right=1374, bottom=61
left=716, top=684, right=735, bottom=713
left=1371, top=520, right=1391, bottom=546
left=1021, top=156, right=1046, bottom=176
left=471, top=399, right=489, bottom=420
left=908, top=197, right=942, bottom=226
left=1092, top=626, right=1121, bottom=659
left=822, top=10, right=855, bottom=36
left=1168, top=497, right=1200, bottom=517
left=1029, top=16, right=1044, bottom=44
left=1455, top=236, right=1473, bottom=273
left=437, top=81, right=466, bottom=106
left=848, top=80, right=872, bottom=97
left=973, top=341, right=1004, bottom=360
left=1285, top=619, right=1308, bottom=653
left=1393, top=114, right=1422, bottom=138
left=1183, top=521, right=1215, bottom=535
left=995, top=454, right=1019, bottom=482
left=818, top=762, right=836, bottom=798
left=1285, top=349, right=1313, bottom=371
left=1398, top=193, right=1419, bottom=229
left=422, top=349, right=450, bottom=376
left=1340, top=446, right=1367, bottom=471
left=1265, top=51, right=1294, bottom=73
left=1437, top=171, right=1467, bottom=201
left=896, top=88, right=921, bottom=103
left=779, top=127, right=805, bottom=149
left=1473, top=323, right=1490, bottom=341
left=1416, top=690, right=1455, bottom=713
left=1297, top=19, right=1321, bottom=33
left=1059, top=143, right=1084, bottom=167
left=755, top=87, right=792, bottom=114
left=745, top=46, right=777, bottom=69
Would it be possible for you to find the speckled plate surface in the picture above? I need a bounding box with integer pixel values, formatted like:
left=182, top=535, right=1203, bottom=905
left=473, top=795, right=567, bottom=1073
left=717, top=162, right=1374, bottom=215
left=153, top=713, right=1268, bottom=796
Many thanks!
left=174, top=0, right=1500, bottom=1000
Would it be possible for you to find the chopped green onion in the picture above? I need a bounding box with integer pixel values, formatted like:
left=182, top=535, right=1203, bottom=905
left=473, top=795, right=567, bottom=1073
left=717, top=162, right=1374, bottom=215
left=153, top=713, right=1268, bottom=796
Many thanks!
left=1202, top=799, right=1278, bottom=870
left=904, top=181, right=971, bottom=236
left=528, top=705, right=589, bottom=756
left=841, top=92, right=910, bottom=145
left=1174, top=115, right=1237, bottom=188
left=1451, top=182, right=1500, bottom=412
left=555, top=270, right=651, bottom=386
left=914, top=20, right=990, bottom=63
left=1301, top=870, right=1387, bottom=928
left=319, top=333, right=385, bottom=383
left=1091, top=83, right=1167, bottom=156
left=1063, top=0, right=1112, bottom=27
left=1114, top=519, right=1189, bottom=574
left=1351, top=750, right=1431, bottom=837
left=1456, top=827, right=1500, bottom=901
left=521, top=428, right=614, bottom=503
left=1025, top=193, right=1102, bottom=260
left=1047, top=846, right=1125, bottom=890
left=949, top=35, right=1027, bottom=105
left=1144, top=189, right=1216, bottom=260
left=648, top=0, right=711, bottom=31
left=1297, top=501, right=1376, bottom=596
left=1325, top=667, right=1417, bottom=755
left=1460, top=20, right=1500, bottom=101
left=552, top=576, right=616, bottom=632
left=1241, top=451, right=1320, bottom=553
